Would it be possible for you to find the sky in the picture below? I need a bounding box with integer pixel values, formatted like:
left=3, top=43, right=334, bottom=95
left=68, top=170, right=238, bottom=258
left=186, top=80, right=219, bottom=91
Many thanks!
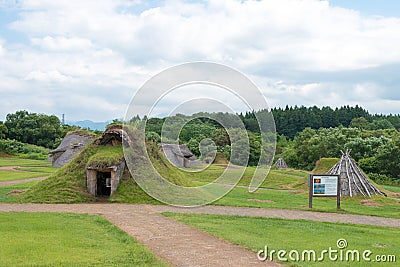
left=0, top=0, right=400, bottom=122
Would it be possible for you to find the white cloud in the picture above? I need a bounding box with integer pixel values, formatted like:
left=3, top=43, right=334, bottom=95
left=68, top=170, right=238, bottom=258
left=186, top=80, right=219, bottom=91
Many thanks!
left=0, top=39, right=5, bottom=56
left=1, top=0, right=400, bottom=120
left=25, top=70, right=71, bottom=82
left=10, top=0, right=400, bottom=71
left=31, top=36, right=93, bottom=51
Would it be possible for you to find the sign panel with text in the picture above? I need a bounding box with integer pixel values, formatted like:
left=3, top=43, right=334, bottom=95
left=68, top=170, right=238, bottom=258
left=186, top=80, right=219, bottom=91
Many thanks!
left=309, top=174, right=340, bottom=209
left=312, top=175, right=338, bottom=196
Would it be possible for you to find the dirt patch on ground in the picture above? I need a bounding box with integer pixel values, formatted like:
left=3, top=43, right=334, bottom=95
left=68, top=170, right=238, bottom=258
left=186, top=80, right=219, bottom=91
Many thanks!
left=360, top=199, right=382, bottom=207
left=277, top=185, right=293, bottom=189
left=373, top=243, right=389, bottom=248
left=0, top=166, right=23, bottom=172
left=248, top=198, right=275, bottom=203
left=6, top=189, right=26, bottom=195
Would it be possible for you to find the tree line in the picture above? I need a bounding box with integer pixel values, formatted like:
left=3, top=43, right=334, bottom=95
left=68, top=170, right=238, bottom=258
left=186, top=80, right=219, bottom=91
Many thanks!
left=0, top=110, right=87, bottom=150
left=143, top=106, right=400, bottom=185
left=2, top=107, right=400, bottom=184
left=261, top=105, right=399, bottom=139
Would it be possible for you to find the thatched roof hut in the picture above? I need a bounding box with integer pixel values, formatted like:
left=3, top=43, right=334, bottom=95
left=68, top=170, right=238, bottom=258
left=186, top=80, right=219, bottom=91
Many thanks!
left=86, top=125, right=126, bottom=197
left=274, top=158, right=288, bottom=168
left=327, top=150, right=385, bottom=197
left=98, top=124, right=131, bottom=146
left=49, top=131, right=95, bottom=167
left=161, top=143, right=199, bottom=168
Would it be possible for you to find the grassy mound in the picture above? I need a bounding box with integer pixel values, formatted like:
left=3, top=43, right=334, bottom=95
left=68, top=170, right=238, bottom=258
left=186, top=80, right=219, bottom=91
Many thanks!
left=212, top=152, right=229, bottom=165
left=109, top=141, right=193, bottom=204
left=86, top=146, right=124, bottom=168
left=312, top=158, right=339, bottom=174
left=18, top=129, right=193, bottom=203
left=18, top=144, right=97, bottom=203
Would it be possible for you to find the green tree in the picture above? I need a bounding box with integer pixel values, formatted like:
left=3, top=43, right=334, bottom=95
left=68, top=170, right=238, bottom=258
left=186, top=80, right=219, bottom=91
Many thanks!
left=350, top=117, right=369, bottom=129
left=344, top=136, right=390, bottom=161
left=179, top=120, right=216, bottom=143
left=145, top=131, right=161, bottom=143
left=293, top=127, right=317, bottom=170
left=5, top=110, right=63, bottom=148
left=368, top=119, right=394, bottom=130
left=375, top=139, right=400, bottom=179
left=210, top=128, right=230, bottom=147
left=0, top=122, right=7, bottom=139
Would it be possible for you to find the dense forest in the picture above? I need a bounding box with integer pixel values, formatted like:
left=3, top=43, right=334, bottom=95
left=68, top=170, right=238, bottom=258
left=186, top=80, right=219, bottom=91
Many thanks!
left=143, top=106, right=400, bottom=185
left=1, top=106, right=400, bottom=185
left=0, top=111, right=92, bottom=159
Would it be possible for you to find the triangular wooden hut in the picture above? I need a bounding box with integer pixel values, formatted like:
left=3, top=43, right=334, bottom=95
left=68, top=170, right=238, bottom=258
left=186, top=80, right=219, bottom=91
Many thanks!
left=275, top=157, right=288, bottom=168
left=327, top=150, right=385, bottom=197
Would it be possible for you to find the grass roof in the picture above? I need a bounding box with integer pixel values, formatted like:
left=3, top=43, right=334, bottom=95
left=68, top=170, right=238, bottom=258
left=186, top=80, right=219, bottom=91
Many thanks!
left=66, top=129, right=98, bottom=137
left=86, top=146, right=124, bottom=169
left=18, top=127, right=192, bottom=203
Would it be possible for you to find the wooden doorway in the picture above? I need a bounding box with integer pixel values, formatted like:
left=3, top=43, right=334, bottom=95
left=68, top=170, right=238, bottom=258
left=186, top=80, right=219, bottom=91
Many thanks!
left=96, top=171, right=111, bottom=196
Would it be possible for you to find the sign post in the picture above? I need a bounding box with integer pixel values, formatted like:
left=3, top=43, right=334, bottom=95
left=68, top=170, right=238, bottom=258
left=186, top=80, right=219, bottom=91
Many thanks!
left=309, top=174, right=340, bottom=210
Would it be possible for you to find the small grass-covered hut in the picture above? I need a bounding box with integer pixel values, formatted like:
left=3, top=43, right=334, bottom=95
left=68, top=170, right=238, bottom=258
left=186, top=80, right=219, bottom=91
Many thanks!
left=49, top=130, right=95, bottom=167
left=19, top=125, right=193, bottom=203
left=161, top=143, right=199, bottom=168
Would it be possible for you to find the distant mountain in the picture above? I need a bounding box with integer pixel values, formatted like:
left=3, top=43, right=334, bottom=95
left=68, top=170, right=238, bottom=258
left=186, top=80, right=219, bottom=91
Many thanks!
left=68, top=120, right=111, bottom=131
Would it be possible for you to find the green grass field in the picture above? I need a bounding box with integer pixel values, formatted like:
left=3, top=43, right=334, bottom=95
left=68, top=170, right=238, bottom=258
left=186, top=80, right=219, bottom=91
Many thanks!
left=15, top=166, right=56, bottom=173
left=0, top=170, right=48, bottom=182
left=0, top=180, right=39, bottom=202
left=190, top=165, right=400, bottom=219
left=164, top=213, right=399, bottom=267
left=382, top=185, right=400, bottom=193
left=1, top=156, right=399, bottom=219
left=214, top=187, right=400, bottom=219
left=0, top=157, right=52, bottom=167
left=0, top=157, right=56, bottom=182
left=0, top=212, right=167, bottom=267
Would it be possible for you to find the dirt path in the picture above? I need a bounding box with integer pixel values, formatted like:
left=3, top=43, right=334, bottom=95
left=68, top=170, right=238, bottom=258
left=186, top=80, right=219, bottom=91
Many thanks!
left=0, top=166, right=48, bottom=186
left=0, top=204, right=281, bottom=267
left=0, top=204, right=399, bottom=266
left=1, top=203, right=399, bottom=266
left=0, top=176, right=47, bottom=186
left=0, top=166, right=23, bottom=172
left=152, top=205, right=400, bottom=228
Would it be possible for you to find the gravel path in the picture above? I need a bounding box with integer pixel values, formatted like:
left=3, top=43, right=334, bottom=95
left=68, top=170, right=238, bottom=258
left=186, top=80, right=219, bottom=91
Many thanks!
left=1, top=203, right=399, bottom=266
left=153, top=205, right=400, bottom=228
left=0, top=203, right=281, bottom=267
left=0, top=176, right=47, bottom=186
left=0, top=166, right=23, bottom=171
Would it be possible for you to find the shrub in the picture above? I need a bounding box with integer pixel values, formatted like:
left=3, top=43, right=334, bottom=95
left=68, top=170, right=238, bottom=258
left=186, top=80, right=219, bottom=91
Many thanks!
left=368, top=173, right=400, bottom=186
left=358, top=157, right=379, bottom=174
left=0, top=139, right=49, bottom=159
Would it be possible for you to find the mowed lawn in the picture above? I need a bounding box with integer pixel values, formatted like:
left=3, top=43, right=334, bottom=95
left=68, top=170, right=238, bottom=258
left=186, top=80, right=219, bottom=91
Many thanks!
left=0, top=180, right=39, bottom=202
left=165, top=213, right=399, bottom=267
left=1, top=156, right=398, bottom=219
left=0, top=212, right=167, bottom=267
left=0, top=170, right=49, bottom=182
left=0, top=157, right=52, bottom=167
left=0, top=157, right=56, bottom=182
left=214, top=187, right=400, bottom=219
left=190, top=165, right=400, bottom=219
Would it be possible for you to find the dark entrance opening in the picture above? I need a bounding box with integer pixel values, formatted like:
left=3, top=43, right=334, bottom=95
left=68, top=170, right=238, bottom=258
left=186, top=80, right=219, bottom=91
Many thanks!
left=96, top=171, right=111, bottom=196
